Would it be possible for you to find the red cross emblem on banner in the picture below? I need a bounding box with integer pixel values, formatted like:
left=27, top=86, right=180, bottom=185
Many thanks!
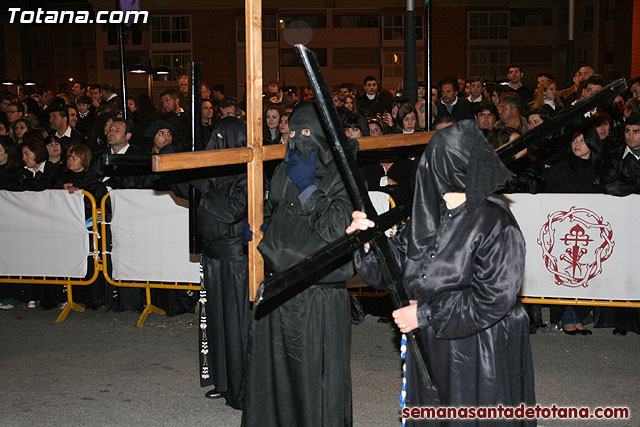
left=537, top=206, right=615, bottom=288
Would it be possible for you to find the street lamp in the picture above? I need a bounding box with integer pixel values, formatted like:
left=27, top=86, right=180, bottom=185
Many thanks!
left=127, top=65, right=172, bottom=100
left=128, top=64, right=152, bottom=99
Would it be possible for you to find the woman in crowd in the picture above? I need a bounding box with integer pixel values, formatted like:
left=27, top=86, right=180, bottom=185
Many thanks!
left=57, top=144, right=106, bottom=309
left=343, top=114, right=366, bottom=140
left=530, top=79, right=564, bottom=116
left=0, top=122, right=8, bottom=136
left=368, top=118, right=384, bottom=137
left=590, top=111, right=622, bottom=158
left=489, top=84, right=511, bottom=110
left=344, top=94, right=358, bottom=115
left=263, top=103, right=283, bottom=145
left=278, top=113, right=290, bottom=145
left=16, top=137, right=59, bottom=191
left=544, top=127, right=606, bottom=335
left=394, top=103, right=418, bottom=134
left=44, top=135, right=65, bottom=175
left=88, top=112, right=115, bottom=157
left=58, top=144, right=105, bottom=200
left=10, top=118, right=34, bottom=145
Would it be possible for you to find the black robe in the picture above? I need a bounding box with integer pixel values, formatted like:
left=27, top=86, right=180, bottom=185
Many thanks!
left=243, top=101, right=354, bottom=427
left=355, top=199, right=535, bottom=425
left=356, top=121, right=535, bottom=426
left=181, top=117, right=250, bottom=409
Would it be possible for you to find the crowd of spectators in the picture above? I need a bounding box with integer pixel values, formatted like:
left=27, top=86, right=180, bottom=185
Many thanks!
left=0, top=65, right=639, bottom=335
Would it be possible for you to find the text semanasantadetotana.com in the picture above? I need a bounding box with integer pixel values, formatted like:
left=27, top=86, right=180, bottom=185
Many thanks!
left=402, top=404, right=630, bottom=420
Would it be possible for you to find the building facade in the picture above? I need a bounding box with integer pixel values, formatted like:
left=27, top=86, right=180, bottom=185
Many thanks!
left=0, top=0, right=635, bottom=100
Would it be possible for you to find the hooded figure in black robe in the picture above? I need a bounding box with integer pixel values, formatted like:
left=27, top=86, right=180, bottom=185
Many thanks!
left=242, top=101, right=355, bottom=427
left=171, top=117, right=250, bottom=409
left=354, top=120, right=536, bottom=426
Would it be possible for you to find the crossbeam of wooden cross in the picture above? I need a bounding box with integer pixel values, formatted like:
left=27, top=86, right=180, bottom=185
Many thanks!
left=153, top=131, right=432, bottom=301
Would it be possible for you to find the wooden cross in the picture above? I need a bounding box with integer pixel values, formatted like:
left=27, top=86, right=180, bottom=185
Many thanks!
left=151, top=0, right=433, bottom=300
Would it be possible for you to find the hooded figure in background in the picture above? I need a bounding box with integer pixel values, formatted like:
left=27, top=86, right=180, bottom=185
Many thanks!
left=352, top=120, right=536, bottom=425
left=242, top=101, right=355, bottom=427
left=171, top=116, right=250, bottom=409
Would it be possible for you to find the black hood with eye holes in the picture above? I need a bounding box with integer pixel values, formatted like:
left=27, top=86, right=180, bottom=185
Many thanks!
left=285, top=101, right=334, bottom=165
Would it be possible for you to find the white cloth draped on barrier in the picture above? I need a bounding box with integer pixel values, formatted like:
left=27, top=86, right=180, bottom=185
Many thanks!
left=109, top=190, right=200, bottom=283
left=508, top=193, right=638, bottom=300
left=0, top=190, right=89, bottom=277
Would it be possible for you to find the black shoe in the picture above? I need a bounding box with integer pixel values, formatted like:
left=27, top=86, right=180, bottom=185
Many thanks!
left=613, top=327, right=627, bottom=336
left=205, top=389, right=223, bottom=399
left=562, top=327, right=578, bottom=335
left=577, top=328, right=592, bottom=335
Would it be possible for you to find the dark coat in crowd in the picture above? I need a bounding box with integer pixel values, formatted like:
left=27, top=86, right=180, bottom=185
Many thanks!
left=76, top=111, right=95, bottom=139
left=544, top=155, right=603, bottom=193
left=55, top=128, right=84, bottom=153
left=13, top=162, right=59, bottom=191
left=356, top=92, right=377, bottom=117
left=434, top=98, right=474, bottom=123
left=604, top=146, right=640, bottom=196
left=363, top=158, right=414, bottom=205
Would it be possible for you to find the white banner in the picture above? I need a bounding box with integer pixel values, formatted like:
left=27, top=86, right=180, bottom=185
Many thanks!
left=507, top=194, right=638, bottom=300
left=0, top=190, right=89, bottom=277
left=109, top=190, right=200, bottom=283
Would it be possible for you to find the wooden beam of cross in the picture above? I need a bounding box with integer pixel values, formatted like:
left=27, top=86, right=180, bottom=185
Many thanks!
left=150, top=0, right=435, bottom=302
left=153, top=131, right=432, bottom=301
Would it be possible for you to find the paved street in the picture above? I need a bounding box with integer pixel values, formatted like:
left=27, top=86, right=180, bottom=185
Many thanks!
left=1, top=306, right=638, bottom=426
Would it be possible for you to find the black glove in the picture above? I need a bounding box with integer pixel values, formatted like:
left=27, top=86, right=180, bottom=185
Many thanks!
left=286, top=150, right=317, bottom=193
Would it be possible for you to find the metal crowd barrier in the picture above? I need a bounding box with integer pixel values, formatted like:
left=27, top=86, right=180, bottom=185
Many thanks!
left=2, top=190, right=639, bottom=328
left=0, top=190, right=101, bottom=322
left=100, top=193, right=200, bottom=327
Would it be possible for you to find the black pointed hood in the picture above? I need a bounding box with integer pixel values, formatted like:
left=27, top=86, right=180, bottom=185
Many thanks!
left=406, top=120, right=513, bottom=260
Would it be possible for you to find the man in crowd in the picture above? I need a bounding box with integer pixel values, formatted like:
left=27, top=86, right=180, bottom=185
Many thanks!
left=66, top=104, right=78, bottom=130
left=474, top=100, right=499, bottom=148
left=505, top=63, right=533, bottom=105
left=216, top=98, right=237, bottom=121
left=201, top=83, right=212, bottom=101
left=434, top=76, right=473, bottom=122
left=101, top=83, right=122, bottom=113
left=5, top=102, right=24, bottom=125
left=178, top=75, right=191, bottom=112
left=605, top=113, right=640, bottom=195
left=88, top=84, right=103, bottom=109
left=71, top=81, right=87, bottom=104
left=161, top=89, right=184, bottom=115
left=559, top=65, right=596, bottom=104
left=357, top=75, right=379, bottom=117
left=49, top=108, right=83, bottom=151
left=41, top=88, right=54, bottom=112
left=211, top=84, right=226, bottom=103
left=200, top=99, right=214, bottom=149
left=495, top=92, right=528, bottom=146
left=266, top=80, right=294, bottom=108
left=145, top=120, right=174, bottom=154
left=630, top=77, right=640, bottom=101
left=466, top=76, right=484, bottom=103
